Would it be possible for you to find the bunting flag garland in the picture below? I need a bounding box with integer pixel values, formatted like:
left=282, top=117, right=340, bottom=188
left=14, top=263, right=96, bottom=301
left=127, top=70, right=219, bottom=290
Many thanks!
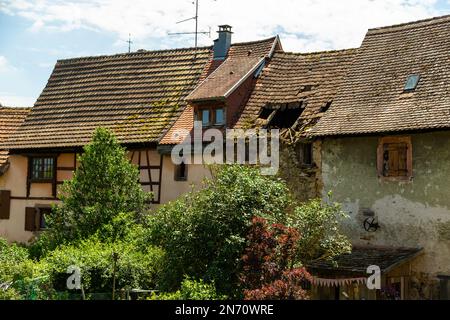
left=312, top=276, right=367, bottom=287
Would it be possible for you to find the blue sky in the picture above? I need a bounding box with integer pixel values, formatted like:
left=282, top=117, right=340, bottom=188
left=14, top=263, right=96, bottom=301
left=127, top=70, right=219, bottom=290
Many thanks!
left=0, top=0, right=449, bottom=107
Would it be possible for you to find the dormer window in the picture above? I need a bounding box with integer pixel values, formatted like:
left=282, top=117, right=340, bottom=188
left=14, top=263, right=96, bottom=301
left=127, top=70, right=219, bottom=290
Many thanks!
left=215, top=108, right=225, bottom=125
left=202, top=109, right=210, bottom=126
left=196, top=107, right=226, bottom=127
left=404, top=75, right=420, bottom=92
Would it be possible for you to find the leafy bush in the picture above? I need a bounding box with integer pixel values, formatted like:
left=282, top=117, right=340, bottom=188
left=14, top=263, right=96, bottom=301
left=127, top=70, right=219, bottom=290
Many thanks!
left=145, top=165, right=291, bottom=295
left=38, top=238, right=165, bottom=295
left=42, top=127, right=151, bottom=249
left=150, top=277, right=226, bottom=300
left=286, top=196, right=351, bottom=264
left=0, top=238, right=33, bottom=283
left=240, top=217, right=311, bottom=300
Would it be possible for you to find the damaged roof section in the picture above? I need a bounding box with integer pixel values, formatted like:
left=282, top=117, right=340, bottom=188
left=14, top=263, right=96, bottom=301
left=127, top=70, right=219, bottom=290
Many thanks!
left=186, top=37, right=280, bottom=102
left=307, top=246, right=423, bottom=277
left=312, top=15, right=450, bottom=137
left=234, top=49, right=356, bottom=142
left=0, top=107, right=31, bottom=174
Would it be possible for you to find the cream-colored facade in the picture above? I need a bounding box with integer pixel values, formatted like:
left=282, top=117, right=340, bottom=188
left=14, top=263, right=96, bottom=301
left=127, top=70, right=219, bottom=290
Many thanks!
left=0, top=149, right=211, bottom=243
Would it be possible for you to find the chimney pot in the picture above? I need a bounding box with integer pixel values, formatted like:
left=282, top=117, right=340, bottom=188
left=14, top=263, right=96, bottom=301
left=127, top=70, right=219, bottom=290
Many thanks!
left=213, top=25, right=233, bottom=60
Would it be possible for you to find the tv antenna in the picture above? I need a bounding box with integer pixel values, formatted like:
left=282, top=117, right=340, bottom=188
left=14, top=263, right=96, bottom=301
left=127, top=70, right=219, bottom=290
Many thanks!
left=168, top=0, right=212, bottom=48
left=124, top=33, right=133, bottom=53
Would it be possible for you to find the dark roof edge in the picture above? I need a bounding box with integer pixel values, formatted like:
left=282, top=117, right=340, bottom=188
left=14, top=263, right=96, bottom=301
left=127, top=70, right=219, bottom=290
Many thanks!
left=367, top=14, right=450, bottom=35
left=310, top=126, right=450, bottom=138
left=274, top=47, right=358, bottom=57
left=56, top=46, right=213, bottom=64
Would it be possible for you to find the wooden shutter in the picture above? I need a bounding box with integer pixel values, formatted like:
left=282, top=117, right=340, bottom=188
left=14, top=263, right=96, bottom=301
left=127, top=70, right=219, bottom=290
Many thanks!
left=25, top=207, right=37, bottom=231
left=0, top=190, right=11, bottom=219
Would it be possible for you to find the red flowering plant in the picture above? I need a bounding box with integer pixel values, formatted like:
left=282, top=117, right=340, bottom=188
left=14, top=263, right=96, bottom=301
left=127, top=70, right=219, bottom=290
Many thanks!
left=240, top=216, right=312, bottom=300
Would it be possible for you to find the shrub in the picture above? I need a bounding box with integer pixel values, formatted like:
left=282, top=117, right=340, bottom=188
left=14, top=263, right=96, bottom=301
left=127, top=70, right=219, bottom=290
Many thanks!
left=145, top=165, right=291, bottom=295
left=286, top=196, right=351, bottom=264
left=0, top=238, right=33, bottom=283
left=240, top=217, right=311, bottom=300
left=150, top=277, right=226, bottom=300
left=38, top=238, right=165, bottom=295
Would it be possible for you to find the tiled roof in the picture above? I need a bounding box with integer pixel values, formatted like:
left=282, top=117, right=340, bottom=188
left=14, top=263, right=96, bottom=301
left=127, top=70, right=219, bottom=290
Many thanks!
left=1, top=47, right=213, bottom=150
left=159, top=105, right=194, bottom=145
left=234, top=49, right=357, bottom=137
left=186, top=37, right=279, bottom=101
left=311, top=14, right=450, bottom=136
left=0, top=107, right=31, bottom=167
left=307, top=246, right=423, bottom=276
left=160, top=37, right=280, bottom=145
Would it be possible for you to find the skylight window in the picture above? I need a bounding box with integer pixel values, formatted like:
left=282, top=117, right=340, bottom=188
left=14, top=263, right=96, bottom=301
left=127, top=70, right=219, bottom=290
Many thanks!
left=404, top=75, right=420, bottom=91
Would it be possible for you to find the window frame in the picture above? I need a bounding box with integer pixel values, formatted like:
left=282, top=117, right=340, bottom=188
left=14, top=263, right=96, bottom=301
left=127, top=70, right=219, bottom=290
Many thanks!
left=29, top=156, right=56, bottom=182
left=195, top=106, right=226, bottom=128
left=174, top=161, right=188, bottom=182
left=377, top=136, right=413, bottom=181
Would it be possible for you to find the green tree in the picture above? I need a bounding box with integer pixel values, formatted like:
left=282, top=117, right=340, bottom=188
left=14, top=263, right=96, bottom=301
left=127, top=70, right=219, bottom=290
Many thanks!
left=45, top=128, right=151, bottom=246
left=146, top=165, right=292, bottom=296
left=286, top=196, right=351, bottom=264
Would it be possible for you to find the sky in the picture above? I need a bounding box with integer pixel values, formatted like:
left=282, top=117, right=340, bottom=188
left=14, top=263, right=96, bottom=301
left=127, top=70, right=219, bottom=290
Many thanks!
left=0, top=0, right=449, bottom=107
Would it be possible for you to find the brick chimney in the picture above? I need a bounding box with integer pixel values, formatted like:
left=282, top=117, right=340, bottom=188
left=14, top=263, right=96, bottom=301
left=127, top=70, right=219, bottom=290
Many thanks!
left=213, top=25, right=233, bottom=60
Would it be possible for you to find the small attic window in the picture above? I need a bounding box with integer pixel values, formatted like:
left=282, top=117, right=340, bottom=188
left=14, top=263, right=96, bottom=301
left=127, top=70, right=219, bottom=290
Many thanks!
left=299, top=85, right=313, bottom=93
left=404, top=75, right=420, bottom=92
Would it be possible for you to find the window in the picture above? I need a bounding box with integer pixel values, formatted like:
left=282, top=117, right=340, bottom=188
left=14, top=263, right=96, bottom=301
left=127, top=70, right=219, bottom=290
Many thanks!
left=215, top=108, right=225, bottom=125
left=377, top=137, right=412, bottom=180
left=296, top=143, right=313, bottom=166
left=202, top=109, right=210, bottom=127
left=24, top=206, right=51, bottom=231
left=404, top=75, right=420, bottom=91
left=196, top=107, right=226, bottom=127
left=30, top=157, right=55, bottom=181
left=174, top=161, right=187, bottom=181
left=37, top=207, right=51, bottom=230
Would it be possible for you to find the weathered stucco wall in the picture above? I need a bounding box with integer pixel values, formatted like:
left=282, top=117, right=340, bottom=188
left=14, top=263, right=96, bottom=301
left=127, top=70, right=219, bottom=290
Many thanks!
left=321, top=131, right=450, bottom=286
left=278, top=141, right=322, bottom=202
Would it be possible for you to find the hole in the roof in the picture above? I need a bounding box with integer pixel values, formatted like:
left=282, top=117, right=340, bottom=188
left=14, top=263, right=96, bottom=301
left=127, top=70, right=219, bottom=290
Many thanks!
left=258, top=108, right=274, bottom=120
left=299, top=85, right=313, bottom=93
left=267, top=107, right=303, bottom=128
left=404, top=74, right=420, bottom=91
left=320, top=101, right=332, bottom=113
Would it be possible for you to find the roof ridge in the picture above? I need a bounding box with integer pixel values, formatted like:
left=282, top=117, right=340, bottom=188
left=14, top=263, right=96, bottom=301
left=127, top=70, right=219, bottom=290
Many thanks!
left=0, top=106, right=31, bottom=111
left=57, top=45, right=213, bottom=64
left=56, top=36, right=277, bottom=64
left=368, top=14, right=450, bottom=35
left=231, top=36, right=277, bottom=47
left=276, top=48, right=358, bottom=56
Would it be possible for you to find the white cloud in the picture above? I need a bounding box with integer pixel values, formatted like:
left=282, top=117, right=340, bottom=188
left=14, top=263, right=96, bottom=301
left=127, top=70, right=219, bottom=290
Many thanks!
left=0, top=56, right=16, bottom=73
left=1, top=0, right=448, bottom=52
left=0, top=92, right=35, bottom=107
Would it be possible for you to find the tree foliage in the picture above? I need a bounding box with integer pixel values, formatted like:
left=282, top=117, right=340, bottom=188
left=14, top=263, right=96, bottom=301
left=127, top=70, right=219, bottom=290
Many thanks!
left=240, top=217, right=311, bottom=300
left=43, top=127, right=151, bottom=247
left=286, top=196, right=351, bottom=264
left=145, top=165, right=292, bottom=295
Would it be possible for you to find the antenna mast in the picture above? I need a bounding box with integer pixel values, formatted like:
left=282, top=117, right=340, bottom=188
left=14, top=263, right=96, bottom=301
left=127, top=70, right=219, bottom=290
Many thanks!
left=168, top=0, right=211, bottom=48
left=125, top=33, right=133, bottom=53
